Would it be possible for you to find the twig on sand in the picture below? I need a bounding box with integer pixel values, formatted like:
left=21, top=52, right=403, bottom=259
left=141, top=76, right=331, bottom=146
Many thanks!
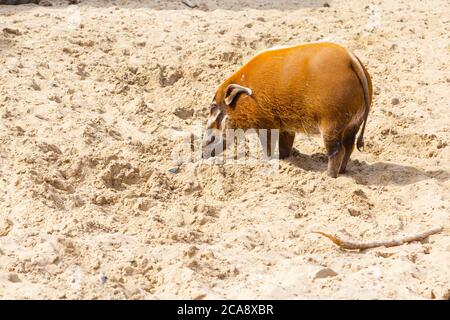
left=313, top=226, right=444, bottom=250
left=181, top=0, right=198, bottom=8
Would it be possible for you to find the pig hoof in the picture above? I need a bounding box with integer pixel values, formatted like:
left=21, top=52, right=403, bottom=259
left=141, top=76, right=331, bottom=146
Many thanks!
left=327, top=170, right=339, bottom=178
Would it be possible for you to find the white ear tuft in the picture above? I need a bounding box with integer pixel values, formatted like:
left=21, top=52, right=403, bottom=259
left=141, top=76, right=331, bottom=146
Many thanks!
left=224, top=84, right=252, bottom=106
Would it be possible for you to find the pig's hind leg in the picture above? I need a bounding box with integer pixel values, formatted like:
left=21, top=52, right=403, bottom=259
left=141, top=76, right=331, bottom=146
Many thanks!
left=279, top=131, right=296, bottom=159
left=322, top=127, right=345, bottom=178
left=339, top=125, right=359, bottom=174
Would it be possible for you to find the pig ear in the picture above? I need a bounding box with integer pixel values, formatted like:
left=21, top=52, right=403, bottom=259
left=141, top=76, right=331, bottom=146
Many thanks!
left=224, top=84, right=252, bottom=106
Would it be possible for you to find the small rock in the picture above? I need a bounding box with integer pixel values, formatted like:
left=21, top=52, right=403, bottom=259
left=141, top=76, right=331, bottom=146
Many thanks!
left=3, top=28, right=21, bottom=36
left=391, top=98, right=400, bottom=105
left=0, top=219, right=13, bottom=237
left=323, top=2, right=331, bottom=7
left=314, top=268, right=338, bottom=280
left=348, top=207, right=361, bottom=216
left=198, top=215, right=208, bottom=225
left=124, top=266, right=134, bottom=276
left=8, top=273, right=21, bottom=283
left=168, top=167, right=179, bottom=174
left=30, top=79, right=41, bottom=91
left=186, top=259, right=199, bottom=269
left=100, top=275, right=108, bottom=285
left=48, top=94, right=62, bottom=103
left=294, top=211, right=308, bottom=218
left=174, top=107, right=194, bottom=120
left=185, top=246, right=199, bottom=257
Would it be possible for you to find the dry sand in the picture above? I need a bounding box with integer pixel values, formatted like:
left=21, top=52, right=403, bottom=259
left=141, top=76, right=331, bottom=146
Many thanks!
left=0, top=0, right=449, bottom=299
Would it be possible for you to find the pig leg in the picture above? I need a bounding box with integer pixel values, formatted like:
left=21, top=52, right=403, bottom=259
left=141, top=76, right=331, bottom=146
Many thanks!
left=259, top=130, right=294, bottom=159
left=323, top=130, right=345, bottom=178
left=279, top=131, right=295, bottom=159
left=258, top=129, right=277, bottom=158
left=339, top=126, right=359, bottom=173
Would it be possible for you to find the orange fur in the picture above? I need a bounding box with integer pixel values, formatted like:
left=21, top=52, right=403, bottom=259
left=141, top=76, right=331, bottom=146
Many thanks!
left=207, top=42, right=373, bottom=177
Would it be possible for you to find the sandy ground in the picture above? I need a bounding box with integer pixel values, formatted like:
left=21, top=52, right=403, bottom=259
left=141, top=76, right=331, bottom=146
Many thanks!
left=0, top=0, right=449, bottom=299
